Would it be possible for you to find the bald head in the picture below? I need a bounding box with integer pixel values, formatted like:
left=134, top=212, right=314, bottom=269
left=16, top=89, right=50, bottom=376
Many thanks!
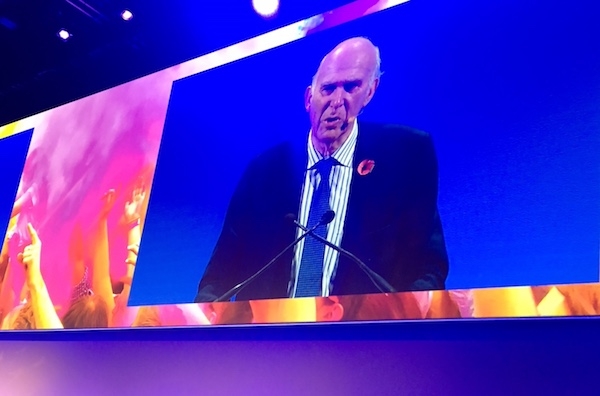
left=305, top=37, right=381, bottom=156
left=312, top=37, right=381, bottom=90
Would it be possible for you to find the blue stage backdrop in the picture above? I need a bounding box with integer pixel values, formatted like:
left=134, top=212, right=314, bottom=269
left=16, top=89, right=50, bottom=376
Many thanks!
left=130, top=0, right=600, bottom=305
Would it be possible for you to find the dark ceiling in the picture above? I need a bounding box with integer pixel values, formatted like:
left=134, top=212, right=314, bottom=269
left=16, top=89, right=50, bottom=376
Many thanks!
left=0, top=0, right=351, bottom=125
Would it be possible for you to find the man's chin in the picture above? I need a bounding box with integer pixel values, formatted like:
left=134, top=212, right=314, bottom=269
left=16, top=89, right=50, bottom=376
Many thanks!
left=319, top=123, right=348, bottom=136
left=317, top=127, right=344, bottom=141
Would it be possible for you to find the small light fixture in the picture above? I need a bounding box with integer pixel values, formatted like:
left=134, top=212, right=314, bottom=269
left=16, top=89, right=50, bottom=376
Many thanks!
left=252, top=0, right=279, bottom=19
left=121, top=10, right=133, bottom=21
left=57, top=29, right=71, bottom=41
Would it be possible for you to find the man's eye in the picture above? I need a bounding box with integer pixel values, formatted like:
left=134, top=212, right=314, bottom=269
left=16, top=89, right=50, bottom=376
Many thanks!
left=344, top=83, right=359, bottom=92
left=322, top=85, right=335, bottom=94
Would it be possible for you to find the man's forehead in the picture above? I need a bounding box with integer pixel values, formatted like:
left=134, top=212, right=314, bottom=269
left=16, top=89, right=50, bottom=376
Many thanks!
left=316, top=63, right=371, bottom=85
left=315, top=43, right=376, bottom=83
left=322, top=50, right=371, bottom=70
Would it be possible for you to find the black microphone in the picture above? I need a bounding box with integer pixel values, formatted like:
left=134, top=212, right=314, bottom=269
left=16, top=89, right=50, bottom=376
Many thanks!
left=292, top=214, right=396, bottom=294
left=284, top=210, right=334, bottom=225
left=213, top=211, right=335, bottom=302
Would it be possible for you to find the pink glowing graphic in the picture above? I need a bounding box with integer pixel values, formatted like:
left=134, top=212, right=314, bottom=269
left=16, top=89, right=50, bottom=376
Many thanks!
left=4, top=70, right=173, bottom=318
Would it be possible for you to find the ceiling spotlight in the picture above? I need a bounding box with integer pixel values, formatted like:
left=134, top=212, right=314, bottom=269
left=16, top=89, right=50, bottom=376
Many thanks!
left=252, top=0, right=279, bottom=19
left=121, top=10, right=133, bottom=21
left=57, top=29, right=71, bottom=41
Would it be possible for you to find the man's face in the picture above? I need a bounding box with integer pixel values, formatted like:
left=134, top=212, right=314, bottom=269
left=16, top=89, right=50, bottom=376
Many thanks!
left=305, top=50, right=378, bottom=147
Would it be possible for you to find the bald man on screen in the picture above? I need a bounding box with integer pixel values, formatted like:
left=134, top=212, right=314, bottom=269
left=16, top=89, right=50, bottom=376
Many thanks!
left=195, top=37, right=448, bottom=302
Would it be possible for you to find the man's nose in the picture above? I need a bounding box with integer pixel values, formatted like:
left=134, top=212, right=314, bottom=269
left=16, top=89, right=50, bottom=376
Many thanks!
left=330, top=88, right=344, bottom=108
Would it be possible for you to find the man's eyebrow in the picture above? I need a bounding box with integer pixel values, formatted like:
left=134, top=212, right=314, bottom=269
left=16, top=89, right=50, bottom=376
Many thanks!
left=320, top=82, right=336, bottom=88
left=320, top=79, right=362, bottom=87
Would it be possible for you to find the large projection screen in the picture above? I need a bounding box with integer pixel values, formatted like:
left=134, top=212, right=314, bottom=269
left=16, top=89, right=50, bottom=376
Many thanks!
left=1, top=0, right=600, bottom=330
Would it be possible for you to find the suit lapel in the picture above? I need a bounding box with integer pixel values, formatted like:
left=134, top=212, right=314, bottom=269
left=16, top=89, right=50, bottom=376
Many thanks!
left=343, top=122, right=379, bottom=243
left=287, top=134, right=309, bottom=216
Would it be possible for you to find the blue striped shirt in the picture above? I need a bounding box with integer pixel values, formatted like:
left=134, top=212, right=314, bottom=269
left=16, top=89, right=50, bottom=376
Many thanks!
left=289, top=121, right=358, bottom=297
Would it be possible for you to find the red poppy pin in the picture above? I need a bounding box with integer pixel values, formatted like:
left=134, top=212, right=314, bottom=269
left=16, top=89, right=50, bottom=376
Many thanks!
left=357, top=159, right=375, bottom=176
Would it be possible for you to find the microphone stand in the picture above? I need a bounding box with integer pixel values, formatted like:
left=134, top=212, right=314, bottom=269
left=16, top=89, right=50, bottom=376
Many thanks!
left=213, top=215, right=332, bottom=302
left=293, top=220, right=396, bottom=294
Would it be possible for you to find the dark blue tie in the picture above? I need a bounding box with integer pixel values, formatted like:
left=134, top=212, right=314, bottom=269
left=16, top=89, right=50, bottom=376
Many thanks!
left=295, top=158, right=335, bottom=298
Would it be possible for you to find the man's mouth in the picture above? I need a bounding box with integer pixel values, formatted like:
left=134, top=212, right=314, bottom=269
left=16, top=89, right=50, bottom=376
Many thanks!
left=324, top=116, right=341, bottom=124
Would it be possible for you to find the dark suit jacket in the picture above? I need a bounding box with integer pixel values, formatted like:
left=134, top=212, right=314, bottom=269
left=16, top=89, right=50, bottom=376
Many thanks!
left=195, top=122, right=449, bottom=302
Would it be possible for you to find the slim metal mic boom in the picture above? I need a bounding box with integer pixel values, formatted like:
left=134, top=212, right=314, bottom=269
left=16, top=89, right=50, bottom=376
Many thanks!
left=212, top=211, right=336, bottom=302
left=292, top=215, right=396, bottom=294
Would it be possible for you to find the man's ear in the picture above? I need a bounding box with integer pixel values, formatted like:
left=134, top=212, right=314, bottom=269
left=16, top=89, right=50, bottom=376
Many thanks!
left=329, top=301, right=344, bottom=321
left=362, top=77, right=380, bottom=108
left=200, top=303, right=218, bottom=324
left=208, top=310, right=218, bottom=324
left=321, top=296, right=344, bottom=321
left=304, top=85, right=313, bottom=112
